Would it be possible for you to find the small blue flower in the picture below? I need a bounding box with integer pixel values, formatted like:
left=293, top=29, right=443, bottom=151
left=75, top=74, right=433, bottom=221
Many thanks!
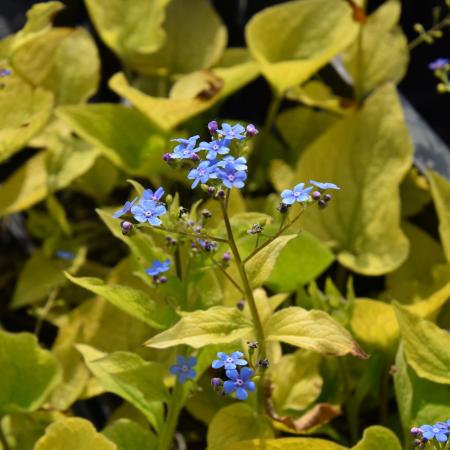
left=188, top=160, right=219, bottom=188
left=113, top=197, right=138, bottom=218
left=199, top=139, right=230, bottom=160
left=145, top=259, right=170, bottom=276
left=219, top=156, right=248, bottom=171
left=55, top=250, right=75, bottom=260
left=143, top=187, right=165, bottom=202
left=131, top=199, right=166, bottom=226
left=436, top=420, right=450, bottom=430
left=170, top=356, right=197, bottom=384
left=309, top=180, right=340, bottom=191
left=429, top=58, right=449, bottom=71
left=421, top=424, right=448, bottom=442
left=223, top=367, right=256, bottom=400
left=217, top=123, right=246, bottom=141
left=217, top=162, right=247, bottom=189
left=281, top=183, right=313, bottom=205
left=171, top=135, right=200, bottom=159
left=0, top=69, right=12, bottom=77
left=212, top=351, right=248, bottom=370
left=197, top=239, right=218, bottom=252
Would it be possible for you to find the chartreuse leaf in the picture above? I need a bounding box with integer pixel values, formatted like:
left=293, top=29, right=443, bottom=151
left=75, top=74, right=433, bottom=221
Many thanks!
left=266, top=232, right=335, bottom=292
left=0, top=330, right=61, bottom=414
left=268, top=350, right=322, bottom=414
left=34, top=417, right=116, bottom=450
left=57, top=104, right=167, bottom=174
left=85, top=0, right=169, bottom=73
left=77, top=345, right=169, bottom=429
left=0, top=84, right=53, bottom=163
left=296, top=84, right=412, bottom=275
left=394, top=303, right=450, bottom=384
left=103, top=419, right=158, bottom=450
left=207, top=403, right=274, bottom=450
left=266, top=307, right=367, bottom=358
left=343, top=0, right=408, bottom=95
left=65, top=273, right=176, bottom=330
left=352, top=426, right=402, bottom=450
left=245, top=0, right=358, bottom=94
left=145, top=306, right=253, bottom=349
left=428, top=170, right=450, bottom=262
left=109, top=49, right=258, bottom=131
left=245, top=235, right=297, bottom=288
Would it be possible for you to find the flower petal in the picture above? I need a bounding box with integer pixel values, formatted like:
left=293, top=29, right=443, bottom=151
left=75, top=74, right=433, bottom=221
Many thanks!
left=223, top=380, right=235, bottom=394
left=235, top=388, right=248, bottom=400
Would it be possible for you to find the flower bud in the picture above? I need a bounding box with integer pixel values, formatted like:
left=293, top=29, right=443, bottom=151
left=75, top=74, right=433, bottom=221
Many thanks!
left=247, top=341, right=258, bottom=349
left=324, top=193, right=332, bottom=202
left=247, top=223, right=263, bottom=235
left=246, top=124, right=259, bottom=137
left=120, top=220, right=133, bottom=235
left=277, top=202, right=289, bottom=213
left=207, top=186, right=216, bottom=196
left=318, top=199, right=327, bottom=209
left=215, top=190, right=225, bottom=199
left=222, top=251, right=231, bottom=262
left=312, top=191, right=321, bottom=201
left=201, top=208, right=212, bottom=218
left=211, top=377, right=223, bottom=391
left=163, top=153, right=172, bottom=162
left=236, top=299, right=245, bottom=311
left=410, top=428, right=422, bottom=438
left=258, top=359, right=270, bottom=369
left=159, top=276, right=168, bottom=284
left=208, top=120, right=218, bottom=134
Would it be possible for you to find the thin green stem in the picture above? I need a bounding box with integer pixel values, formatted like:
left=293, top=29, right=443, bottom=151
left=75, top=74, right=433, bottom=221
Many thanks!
left=157, top=226, right=228, bottom=244
left=0, top=417, right=10, bottom=450
left=338, top=358, right=358, bottom=445
left=408, top=13, right=450, bottom=51
left=264, top=93, right=282, bottom=132
left=159, top=381, right=183, bottom=450
left=379, top=362, right=391, bottom=425
left=34, top=288, right=58, bottom=338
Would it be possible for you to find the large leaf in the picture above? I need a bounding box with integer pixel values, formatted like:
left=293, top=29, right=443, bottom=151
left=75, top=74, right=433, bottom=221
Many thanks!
left=352, top=426, right=402, bottom=450
left=85, top=0, right=169, bottom=72
left=102, top=419, right=158, bottom=450
left=65, top=273, right=176, bottom=330
left=207, top=404, right=274, bottom=450
left=343, top=0, right=408, bottom=95
left=245, top=0, right=358, bottom=93
left=394, top=303, right=450, bottom=384
left=265, top=307, right=367, bottom=358
left=428, top=170, right=450, bottom=262
left=77, top=345, right=168, bottom=428
left=34, top=417, right=116, bottom=450
left=57, top=104, right=167, bottom=174
left=266, top=232, right=335, bottom=292
left=295, top=84, right=412, bottom=275
left=145, top=306, right=253, bottom=349
left=0, top=330, right=61, bottom=414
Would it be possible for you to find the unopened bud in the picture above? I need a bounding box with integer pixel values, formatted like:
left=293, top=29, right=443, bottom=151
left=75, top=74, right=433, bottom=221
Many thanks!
left=159, top=276, right=168, bottom=284
left=277, top=202, right=289, bottom=213
left=312, top=191, right=321, bottom=201
left=258, top=359, right=270, bottom=369
left=201, top=208, right=212, bottom=219
left=222, top=251, right=231, bottom=262
left=163, top=153, right=172, bottom=162
left=318, top=199, right=327, bottom=209
left=236, top=299, right=245, bottom=311
left=208, top=120, right=218, bottom=134
left=120, top=221, right=133, bottom=235
left=247, top=341, right=258, bottom=349
left=246, top=124, right=259, bottom=137
left=324, top=193, right=332, bottom=202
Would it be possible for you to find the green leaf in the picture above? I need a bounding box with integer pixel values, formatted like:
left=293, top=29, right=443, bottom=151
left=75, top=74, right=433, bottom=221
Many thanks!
left=77, top=345, right=169, bottom=428
left=352, top=426, right=402, bottom=450
left=103, top=419, right=158, bottom=450
left=265, top=307, right=367, bottom=358
left=266, top=232, right=335, bottom=292
left=268, top=350, right=322, bottom=413
left=245, top=235, right=297, bottom=288
left=245, top=0, right=358, bottom=93
left=34, top=417, right=116, bottom=450
left=204, top=437, right=345, bottom=450
left=428, top=169, right=450, bottom=262
left=343, top=0, right=408, bottom=95
left=57, top=103, right=167, bottom=174
left=65, top=273, right=176, bottom=330
left=295, top=84, right=412, bottom=275
left=85, top=0, right=169, bottom=73
left=394, top=302, right=450, bottom=384
left=0, top=330, right=61, bottom=414
left=0, top=84, right=53, bottom=163
left=145, top=306, right=253, bottom=349
left=207, top=403, right=274, bottom=450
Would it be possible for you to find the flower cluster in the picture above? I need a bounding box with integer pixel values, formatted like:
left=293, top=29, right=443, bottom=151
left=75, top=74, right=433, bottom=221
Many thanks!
left=170, top=356, right=197, bottom=384
left=145, top=259, right=170, bottom=284
left=428, top=58, right=450, bottom=94
left=280, top=180, right=340, bottom=210
left=411, top=420, right=450, bottom=448
left=210, top=351, right=255, bottom=401
left=164, top=122, right=258, bottom=192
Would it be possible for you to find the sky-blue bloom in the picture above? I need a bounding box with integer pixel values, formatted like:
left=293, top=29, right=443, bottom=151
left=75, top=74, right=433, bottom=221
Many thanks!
left=218, top=162, right=247, bottom=189
left=281, top=183, right=313, bottom=205
left=171, top=135, right=200, bottom=159
left=145, top=259, right=170, bottom=276
left=218, top=123, right=246, bottom=141
left=429, top=58, right=449, bottom=71
left=223, top=367, right=256, bottom=400
left=131, top=199, right=166, bottom=226
left=170, top=356, right=197, bottom=384
left=0, top=69, right=12, bottom=77
left=188, top=160, right=219, bottom=188
left=112, top=197, right=138, bottom=218
left=142, top=187, right=165, bottom=202
left=309, top=180, right=340, bottom=190
left=219, top=156, right=248, bottom=171
left=199, top=139, right=230, bottom=160
left=55, top=250, right=75, bottom=260
left=212, top=351, right=248, bottom=370
left=420, top=425, right=449, bottom=443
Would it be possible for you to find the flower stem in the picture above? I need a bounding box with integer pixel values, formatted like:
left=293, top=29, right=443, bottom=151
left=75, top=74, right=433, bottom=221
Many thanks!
left=408, top=13, right=450, bottom=51
left=157, top=226, right=228, bottom=243
left=264, top=93, right=282, bottom=132
left=159, top=380, right=183, bottom=450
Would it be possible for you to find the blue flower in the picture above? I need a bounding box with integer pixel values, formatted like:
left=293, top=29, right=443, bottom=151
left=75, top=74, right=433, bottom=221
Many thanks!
left=188, top=160, right=220, bottom=188
left=280, top=183, right=313, bottom=205
left=219, top=156, right=247, bottom=171
left=420, top=425, right=448, bottom=443
left=145, top=259, right=170, bottom=276
left=55, top=250, right=75, bottom=260
left=197, top=239, right=218, bottom=252
left=429, top=58, right=449, bottom=71
left=212, top=351, right=248, bottom=370
left=171, top=135, right=200, bottom=159
left=131, top=199, right=166, bottom=226
left=199, top=139, right=230, bottom=160
left=223, top=367, right=256, bottom=400
left=436, top=420, right=450, bottom=430
left=143, top=187, right=165, bottom=202
left=217, top=161, right=247, bottom=189
left=170, top=356, right=197, bottom=384
left=0, top=69, right=12, bottom=77
left=309, top=180, right=340, bottom=190
left=218, top=123, right=246, bottom=141
left=113, top=197, right=138, bottom=218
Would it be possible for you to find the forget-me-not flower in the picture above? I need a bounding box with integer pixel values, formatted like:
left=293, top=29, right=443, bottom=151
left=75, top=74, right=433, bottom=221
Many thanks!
left=281, top=183, right=313, bottom=205
left=143, top=187, right=165, bottom=202
left=131, top=199, right=166, bottom=226
left=170, top=356, right=197, bottom=384
left=188, top=160, right=219, bottom=188
left=218, top=162, right=247, bottom=189
left=199, top=139, right=230, bottom=160
left=113, top=197, right=138, bottom=218
left=171, top=135, right=200, bottom=159
left=219, top=156, right=248, bottom=171
left=218, top=123, right=246, bottom=141
left=429, top=58, right=449, bottom=71
left=309, top=180, right=340, bottom=191
left=145, top=259, right=170, bottom=276
left=55, top=250, right=75, bottom=260
left=420, top=425, right=449, bottom=443
left=0, top=69, right=12, bottom=77
left=212, top=351, right=248, bottom=370
left=223, top=367, right=256, bottom=400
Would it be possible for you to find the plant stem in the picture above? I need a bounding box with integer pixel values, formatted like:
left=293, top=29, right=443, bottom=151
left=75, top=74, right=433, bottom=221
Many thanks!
left=158, top=226, right=228, bottom=244
left=220, top=193, right=266, bottom=358
left=0, top=417, right=10, bottom=450
left=338, top=358, right=358, bottom=445
left=159, top=381, right=183, bottom=450
left=34, top=288, right=58, bottom=338
left=264, top=93, right=282, bottom=132
left=408, top=13, right=450, bottom=51
left=379, top=362, right=391, bottom=425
